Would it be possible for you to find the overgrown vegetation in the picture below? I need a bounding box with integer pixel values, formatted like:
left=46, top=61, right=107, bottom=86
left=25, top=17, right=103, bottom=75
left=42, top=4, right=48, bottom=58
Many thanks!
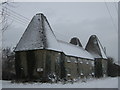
left=107, top=57, right=120, bottom=77
left=2, top=47, right=15, bottom=80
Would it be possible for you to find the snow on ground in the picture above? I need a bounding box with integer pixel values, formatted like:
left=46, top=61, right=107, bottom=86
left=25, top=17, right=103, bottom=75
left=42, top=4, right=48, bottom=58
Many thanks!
left=0, top=80, right=2, bottom=89
left=2, top=77, right=118, bottom=88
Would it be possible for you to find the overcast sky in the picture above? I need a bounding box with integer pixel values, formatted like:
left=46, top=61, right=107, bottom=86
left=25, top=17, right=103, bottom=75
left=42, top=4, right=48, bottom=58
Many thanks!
left=3, top=2, right=118, bottom=62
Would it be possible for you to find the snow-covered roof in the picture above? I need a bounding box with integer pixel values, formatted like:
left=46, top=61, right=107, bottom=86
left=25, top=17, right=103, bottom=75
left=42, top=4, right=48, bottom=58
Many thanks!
left=97, top=40, right=108, bottom=59
left=42, top=16, right=61, bottom=52
left=15, top=13, right=102, bottom=60
left=85, top=35, right=107, bottom=59
left=15, top=13, right=61, bottom=52
left=58, top=40, right=94, bottom=60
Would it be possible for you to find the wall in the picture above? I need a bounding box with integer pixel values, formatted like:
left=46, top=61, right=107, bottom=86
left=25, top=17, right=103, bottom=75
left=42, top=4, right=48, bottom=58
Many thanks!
left=79, top=59, right=94, bottom=79
left=44, top=50, right=61, bottom=81
left=64, top=56, right=94, bottom=81
left=94, top=58, right=108, bottom=78
left=15, top=51, right=28, bottom=79
left=15, top=50, right=97, bottom=82
left=102, top=59, right=108, bottom=77
left=65, top=56, right=78, bottom=81
left=15, top=50, right=62, bottom=81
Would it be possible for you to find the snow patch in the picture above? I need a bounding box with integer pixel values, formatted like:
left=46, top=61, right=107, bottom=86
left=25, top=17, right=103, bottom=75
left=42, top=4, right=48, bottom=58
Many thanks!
left=2, top=77, right=118, bottom=88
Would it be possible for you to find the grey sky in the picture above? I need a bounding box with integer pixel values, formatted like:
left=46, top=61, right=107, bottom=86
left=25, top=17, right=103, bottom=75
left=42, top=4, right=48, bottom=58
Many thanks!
left=3, top=2, right=118, bottom=62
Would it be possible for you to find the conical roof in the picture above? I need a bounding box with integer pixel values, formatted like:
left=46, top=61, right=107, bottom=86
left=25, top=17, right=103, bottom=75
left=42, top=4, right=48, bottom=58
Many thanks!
left=14, top=13, right=96, bottom=60
left=85, top=35, right=107, bottom=59
left=15, top=13, right=61, bottom=52
left=70, top=37, right=83, bottom=47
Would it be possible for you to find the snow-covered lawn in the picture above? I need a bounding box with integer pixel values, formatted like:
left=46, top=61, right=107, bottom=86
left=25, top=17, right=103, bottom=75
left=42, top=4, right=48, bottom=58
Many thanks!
left=0, top=80, right=2, bottom=89
left=2, top=77, right=118, bottom=88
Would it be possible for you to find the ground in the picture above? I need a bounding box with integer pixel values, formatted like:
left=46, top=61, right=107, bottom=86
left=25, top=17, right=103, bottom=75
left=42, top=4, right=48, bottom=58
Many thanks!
left=1, top=77, right=119, bottom=88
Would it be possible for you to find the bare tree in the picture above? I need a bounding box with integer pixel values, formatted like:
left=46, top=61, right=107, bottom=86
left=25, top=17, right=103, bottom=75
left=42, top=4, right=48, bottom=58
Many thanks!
left=0, top=0, right=14, bottom=80
left=1, top=0, right=14, bottom=32
left=2, top=47, right=15, bottom=80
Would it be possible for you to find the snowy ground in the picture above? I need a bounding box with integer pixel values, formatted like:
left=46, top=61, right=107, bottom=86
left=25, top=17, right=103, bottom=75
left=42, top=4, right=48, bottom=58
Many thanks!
left=0, top=80, right=2, bottom=89
left=1, top=77, right=119, bottom=88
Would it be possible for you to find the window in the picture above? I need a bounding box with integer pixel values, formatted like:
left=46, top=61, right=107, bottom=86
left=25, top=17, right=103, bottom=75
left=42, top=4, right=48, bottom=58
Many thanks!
left=67, top=59, right=71, bottom=63
left=67, top=74, right=71, bottom=77
left=66, top=68, right=71, bottom=76
left=58, top=53, right=61, bottom=55
left=80, top=61, right=83, bottom=64
left=92, top=72, right=94, bottom=75
left=74, top=60, right=78, bottom=63
left=86, top=61, right=89, bottom=64
left=37, top=68, right=43, bottom=72
left=66, top=57, right=71, bottom=63
left=81, top=72, right=84, bottom=76
left=21, top=67, right=24, bottom=70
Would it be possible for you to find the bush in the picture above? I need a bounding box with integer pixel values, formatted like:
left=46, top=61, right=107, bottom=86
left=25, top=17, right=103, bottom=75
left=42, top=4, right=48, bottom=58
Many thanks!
left=2, top=47, right=15, bottom=80
left=107, top=57, right=120, bottom=77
